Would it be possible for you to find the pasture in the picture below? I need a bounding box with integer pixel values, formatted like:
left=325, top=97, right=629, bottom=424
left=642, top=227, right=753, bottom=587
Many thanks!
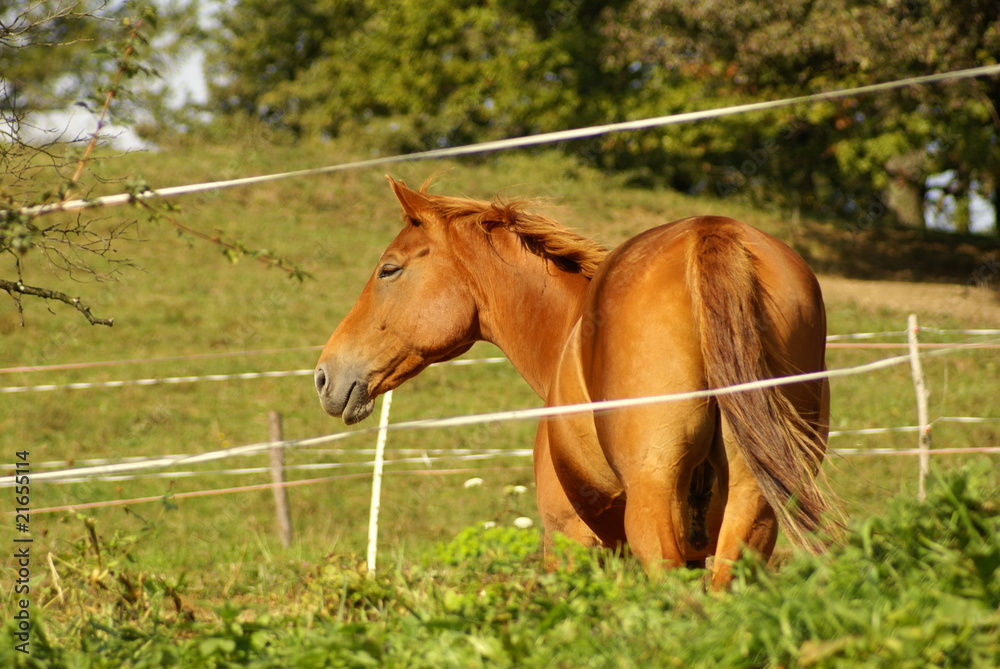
left=2, top=137, right=999, bottom=666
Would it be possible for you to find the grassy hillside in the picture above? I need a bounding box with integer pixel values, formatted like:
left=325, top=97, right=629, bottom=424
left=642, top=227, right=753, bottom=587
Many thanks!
left=1, top=135, right=998, bottom=665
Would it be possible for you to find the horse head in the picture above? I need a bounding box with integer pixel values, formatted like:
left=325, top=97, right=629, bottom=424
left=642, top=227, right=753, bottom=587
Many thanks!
left=314, top=177, right=478, bottom=424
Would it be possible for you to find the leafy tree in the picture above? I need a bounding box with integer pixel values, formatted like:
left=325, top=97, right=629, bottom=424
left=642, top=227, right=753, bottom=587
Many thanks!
left=604, top=0, right=1000, bottom=232
left=1, top=1, right=114, bottom=113
left=210, top=0, right=631, bottom=152
left=209, top=0, right=999, bottom=233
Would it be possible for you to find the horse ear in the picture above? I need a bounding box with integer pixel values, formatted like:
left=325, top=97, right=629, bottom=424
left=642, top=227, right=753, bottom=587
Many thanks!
left=386, top=175, right=431, bottom=224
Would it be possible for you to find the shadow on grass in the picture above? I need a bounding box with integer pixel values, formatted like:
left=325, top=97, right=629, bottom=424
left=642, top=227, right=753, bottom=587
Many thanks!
left=790, top=221, right=1000, bottom=292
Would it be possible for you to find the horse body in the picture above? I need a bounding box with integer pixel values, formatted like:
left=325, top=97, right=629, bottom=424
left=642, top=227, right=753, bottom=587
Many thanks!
left=539, top=217, right=829, bottom=587
left=316, top=178, right=829, bottom=588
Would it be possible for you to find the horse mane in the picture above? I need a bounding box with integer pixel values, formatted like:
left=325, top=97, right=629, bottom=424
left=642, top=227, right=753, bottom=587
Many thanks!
left=422, top=188, right=609, bottom=279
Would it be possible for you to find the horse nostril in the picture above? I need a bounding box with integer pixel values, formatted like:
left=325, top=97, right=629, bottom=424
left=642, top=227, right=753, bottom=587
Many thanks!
left=314, top=364, right=328, bottom=394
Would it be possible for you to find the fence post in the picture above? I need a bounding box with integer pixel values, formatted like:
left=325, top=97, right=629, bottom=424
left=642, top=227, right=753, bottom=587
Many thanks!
left=367, top=389, right=393, bottom=576
left=269, top=410, right=293, bottom=547
left=906, top=315, right=932, bottom=501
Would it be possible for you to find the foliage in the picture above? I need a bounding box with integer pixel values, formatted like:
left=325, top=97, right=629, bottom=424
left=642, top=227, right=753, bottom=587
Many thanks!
left=38, top=512, right=189, bottom=623
left=0, top=2, right=309, bottom=326
left=0, top=2, right=159, bottom=325
left=1, top=1, right=127, bottom=113
left=210, top=0, right=630, bottom=153
left=210, top=0, right=1000, bottom=233
left=604, top=0, right=1000, bottom=230
left=429, top=524, right=542, bottom=569
left=3, top=471, right=997, bottom=667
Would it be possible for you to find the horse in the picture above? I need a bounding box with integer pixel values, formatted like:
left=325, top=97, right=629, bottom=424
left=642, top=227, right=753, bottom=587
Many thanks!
left=314, top=177, right=831, bottom=588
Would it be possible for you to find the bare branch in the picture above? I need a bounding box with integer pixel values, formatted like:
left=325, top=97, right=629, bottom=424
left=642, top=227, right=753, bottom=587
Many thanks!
left=65, top=16, right=144, bottom=194
left=0, top=1, right=112, bottom=47
left=132, top=198, right=311, bottom=280
left=1, top=277, right=114, bottom=326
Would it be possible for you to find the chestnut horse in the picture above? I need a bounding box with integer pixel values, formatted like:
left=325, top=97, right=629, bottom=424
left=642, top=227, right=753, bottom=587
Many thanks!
left=315, top=177, right=830, bottom=588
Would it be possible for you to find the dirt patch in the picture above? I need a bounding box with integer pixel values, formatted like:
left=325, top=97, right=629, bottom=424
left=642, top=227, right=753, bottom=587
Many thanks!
left=818, top=275, right=1000, bottom=328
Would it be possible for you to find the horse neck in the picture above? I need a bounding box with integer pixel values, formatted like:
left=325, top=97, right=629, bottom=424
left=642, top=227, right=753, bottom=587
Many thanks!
left=458, top=230, right=590, bottom=399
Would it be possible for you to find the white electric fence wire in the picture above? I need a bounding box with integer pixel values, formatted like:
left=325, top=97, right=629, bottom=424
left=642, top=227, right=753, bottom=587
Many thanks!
left=40, top=449, right=536, bottom=485
left=2, top=329, right=996, bottom=377
left=14, top=430, right=1000, bottom=486
left=0, top=347, right=324, bottom=375
left=18, top=65, right=1000, bottom=219
left=2, top=337, right=996, bottom=487
left=4, top=334, right=999, bottom=394
left=825, top=331, right=907, bottom=341
left=0, top=369, right=313, bottom=393
left=831, top=447, right=1000, bottom=457
left=0, top=357, right=509, bottom=394
left=2, top=329, right=994, bottom=376
left=23, top=447, right=522, bottom=469
left=919, top=327, right=1000, bottom=336
left=0, top=350, right=930, bottom=486
left=9, top=418, right=995, bottom=486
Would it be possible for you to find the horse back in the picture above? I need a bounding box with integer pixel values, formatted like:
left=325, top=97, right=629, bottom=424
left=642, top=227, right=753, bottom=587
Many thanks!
left=579, top=216, right=825, bottom=386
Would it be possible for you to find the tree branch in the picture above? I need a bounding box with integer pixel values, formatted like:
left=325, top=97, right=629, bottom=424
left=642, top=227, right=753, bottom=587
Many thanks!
left=65, top=17, right=143, bottom=194
left=133, top=198, right=311, bottom=280
left=1, top=278, right=114, bottom=326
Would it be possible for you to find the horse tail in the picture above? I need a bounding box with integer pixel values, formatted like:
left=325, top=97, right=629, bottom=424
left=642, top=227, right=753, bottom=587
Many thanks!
left=688, top=219, right=828, bottom=551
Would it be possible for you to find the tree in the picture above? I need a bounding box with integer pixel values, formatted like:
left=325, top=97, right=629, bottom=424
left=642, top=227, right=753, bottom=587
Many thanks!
left=209, top=0, right=631, bottom=153
left=603, top=0, right=1000, bottom=232
left=1, top=2, right=155, bottom=325
left=1, top=2, right=305, bottom=326
left=209, top=0, right=998, bottom=233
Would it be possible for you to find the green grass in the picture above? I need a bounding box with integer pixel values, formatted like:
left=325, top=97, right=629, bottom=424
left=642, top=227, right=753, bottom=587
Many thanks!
left=2, top=469, right=998, bottom=667
left=1, top=136, right=999, bottom=664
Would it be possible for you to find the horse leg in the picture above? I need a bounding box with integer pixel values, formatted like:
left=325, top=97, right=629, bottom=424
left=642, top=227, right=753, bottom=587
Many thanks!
left=709, top=418, right=778, bottom=590
left=622, top=470, right=689, bottom=576
left=709, top=373, right=829, bottom=589
left=533, top=425, right=602, bottom=570
left=601, top=401, right=715, bottom=578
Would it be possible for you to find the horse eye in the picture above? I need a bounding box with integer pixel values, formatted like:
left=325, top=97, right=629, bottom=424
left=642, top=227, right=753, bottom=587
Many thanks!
left=378, top=264, right=402, bottom=280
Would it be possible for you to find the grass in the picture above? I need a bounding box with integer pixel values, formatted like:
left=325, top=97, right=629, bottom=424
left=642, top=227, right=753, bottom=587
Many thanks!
left=1, top=134, right=999, bottom=664
left=2, top=468, right=998, bottom=667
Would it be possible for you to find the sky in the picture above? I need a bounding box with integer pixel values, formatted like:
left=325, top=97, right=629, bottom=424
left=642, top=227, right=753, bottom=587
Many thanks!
left=164, top=47, right=210, bottom=108
left=5, top=0, right=211, bottom=152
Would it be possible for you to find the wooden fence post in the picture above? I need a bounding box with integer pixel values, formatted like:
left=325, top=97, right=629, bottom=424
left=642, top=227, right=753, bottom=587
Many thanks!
left=269, top=410, right=293, bottom=547
left=906, top=315, right=932, bottom=501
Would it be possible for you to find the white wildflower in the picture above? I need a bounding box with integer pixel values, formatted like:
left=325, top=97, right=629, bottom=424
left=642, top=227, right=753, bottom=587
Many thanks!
left=512, top=517, right=533, bottom=529
left=463, top=477, right=484, bottom=489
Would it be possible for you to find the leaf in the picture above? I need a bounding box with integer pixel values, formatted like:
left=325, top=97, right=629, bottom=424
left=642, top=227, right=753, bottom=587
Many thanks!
left=198, top=637, right=237, bottom=657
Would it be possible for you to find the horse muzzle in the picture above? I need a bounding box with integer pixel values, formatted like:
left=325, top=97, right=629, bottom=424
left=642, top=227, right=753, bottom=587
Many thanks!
left=314, top=360, right=376, bottom=425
